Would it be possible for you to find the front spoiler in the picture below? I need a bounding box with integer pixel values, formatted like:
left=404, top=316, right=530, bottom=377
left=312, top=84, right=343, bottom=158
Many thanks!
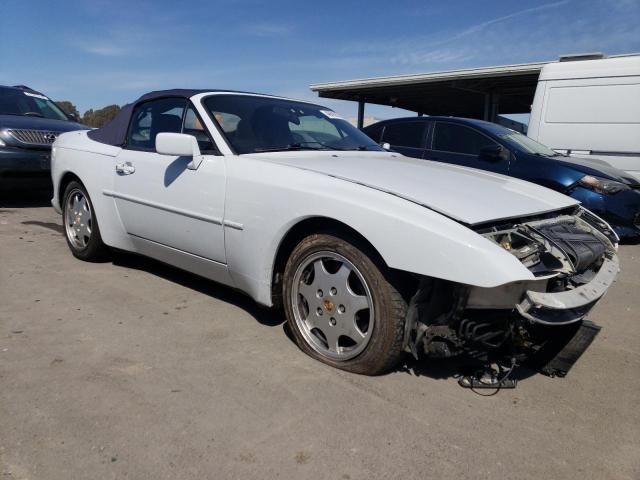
left=516, top=256, right=619, bottom=325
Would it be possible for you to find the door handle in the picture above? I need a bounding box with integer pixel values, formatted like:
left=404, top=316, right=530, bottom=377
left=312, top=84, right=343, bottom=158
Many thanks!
left=115, top=162, right=135, bottom=175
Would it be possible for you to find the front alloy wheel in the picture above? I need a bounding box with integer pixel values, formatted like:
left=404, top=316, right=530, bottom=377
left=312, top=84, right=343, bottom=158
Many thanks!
left=292, top=251, right=375, bottom=361
left=283, top=233, right=407, bottom=375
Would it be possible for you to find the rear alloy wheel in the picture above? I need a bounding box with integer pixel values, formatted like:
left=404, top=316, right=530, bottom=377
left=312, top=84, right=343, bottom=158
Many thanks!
left=62, top=181, right=108, bottom=261
left=283, top=234, right=407, bottom=375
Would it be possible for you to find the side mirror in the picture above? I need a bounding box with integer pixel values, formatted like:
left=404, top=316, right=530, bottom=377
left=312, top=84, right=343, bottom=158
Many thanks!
left=381, top=142, right=391, bottom=151
left=479, top=144, right=504, bottom=160
left=67, top=113, right=79, bottom=122
left=156, top=132, right=203, bottom=170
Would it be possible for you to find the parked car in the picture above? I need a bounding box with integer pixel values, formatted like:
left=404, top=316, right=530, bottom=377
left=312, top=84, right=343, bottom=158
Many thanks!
left=364, top=116, right=640, bottom=241
left=528, top=54, right=640, bottom=180
left=51, top=89, right=619, bottom=377
left=0, top=85, right=86, bottom=191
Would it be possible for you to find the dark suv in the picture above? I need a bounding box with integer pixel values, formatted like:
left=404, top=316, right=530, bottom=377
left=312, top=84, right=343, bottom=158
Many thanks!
left=0, top=85, right=86, bottom=190
left=364, top=116, right=640, bottom=240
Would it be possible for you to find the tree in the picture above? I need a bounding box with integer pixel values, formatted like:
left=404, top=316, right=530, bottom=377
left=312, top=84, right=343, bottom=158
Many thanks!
left=82, top=105, right=121, bottom=128
left=56, top=101, right=80, bottom=119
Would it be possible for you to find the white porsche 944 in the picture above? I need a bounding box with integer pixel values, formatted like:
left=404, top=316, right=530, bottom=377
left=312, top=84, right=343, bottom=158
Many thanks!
left=51, top=90, right=619, bottom=377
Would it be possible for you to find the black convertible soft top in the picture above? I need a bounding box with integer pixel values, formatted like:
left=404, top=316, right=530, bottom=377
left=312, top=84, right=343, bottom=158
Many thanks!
left=87, top=89, right=237, bottom=146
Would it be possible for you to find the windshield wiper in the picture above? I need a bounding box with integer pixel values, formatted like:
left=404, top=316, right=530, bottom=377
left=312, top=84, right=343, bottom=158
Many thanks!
left=254, top=142, right=330, bottom=153
left=254, top=142, right=379, bottom=153
left=323, top=144, right=376, bottom=151
left=533, top=152, right=563, bottom=157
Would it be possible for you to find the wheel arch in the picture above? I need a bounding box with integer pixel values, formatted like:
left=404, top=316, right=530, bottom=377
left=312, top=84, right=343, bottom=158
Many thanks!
left=270, top=216, right=406, bottom=308
left=58, top=171, right=83, bottom=207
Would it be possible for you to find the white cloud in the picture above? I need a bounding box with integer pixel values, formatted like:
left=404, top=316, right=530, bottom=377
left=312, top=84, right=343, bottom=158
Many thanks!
left=393, top=48, right=473, bottom=66
left=439, top=0, right=570, bottom=45
left=340, top=0, right=571, bottom=66
left=67, top=25, right=158, bottom=57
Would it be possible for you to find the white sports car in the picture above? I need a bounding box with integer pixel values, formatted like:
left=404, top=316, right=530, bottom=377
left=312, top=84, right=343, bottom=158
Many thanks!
left=51, top=89, right=619, bottom=377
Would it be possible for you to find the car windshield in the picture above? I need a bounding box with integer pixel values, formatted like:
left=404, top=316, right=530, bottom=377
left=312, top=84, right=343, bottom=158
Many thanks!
left=203, top=94, right=382, bottom=154
left=496, top=128, right=559, bottom=156
left=0, top=88, right=69, bottom=121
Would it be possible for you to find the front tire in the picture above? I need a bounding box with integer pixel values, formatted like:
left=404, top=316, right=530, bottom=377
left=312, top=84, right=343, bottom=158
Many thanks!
left=62, top=181, right=109, bottom=261
left=283, top=233, right=407, bottom=375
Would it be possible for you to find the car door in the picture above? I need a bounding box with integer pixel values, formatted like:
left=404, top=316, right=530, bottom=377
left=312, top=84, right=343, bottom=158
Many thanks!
left=380, top=121, right=428, bottom=159
left=111, top=97, right=227, bottom=266
left=425, top=121, right=509, bottom=175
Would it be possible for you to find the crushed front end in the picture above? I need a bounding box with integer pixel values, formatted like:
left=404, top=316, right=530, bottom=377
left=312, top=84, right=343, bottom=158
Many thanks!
left=405, top=207, right=619, bottom=377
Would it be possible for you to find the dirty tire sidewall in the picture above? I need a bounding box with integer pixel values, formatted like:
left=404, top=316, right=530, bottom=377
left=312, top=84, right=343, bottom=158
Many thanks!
left=283, top=233, right=407, bottom=376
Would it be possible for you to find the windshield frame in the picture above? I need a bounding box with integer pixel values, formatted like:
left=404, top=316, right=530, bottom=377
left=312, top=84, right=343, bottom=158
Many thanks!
left=200, top=93, right=383, bottom=155
left=0, top=87, right=71, bottom=121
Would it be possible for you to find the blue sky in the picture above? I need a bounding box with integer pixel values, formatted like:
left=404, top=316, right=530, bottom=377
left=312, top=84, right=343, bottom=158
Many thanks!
left=2, top=0, right=639, bottom=119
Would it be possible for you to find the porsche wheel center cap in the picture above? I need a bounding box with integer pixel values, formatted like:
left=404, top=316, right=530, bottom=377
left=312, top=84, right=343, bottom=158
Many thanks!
left=323, top=299, right=335, bottom=312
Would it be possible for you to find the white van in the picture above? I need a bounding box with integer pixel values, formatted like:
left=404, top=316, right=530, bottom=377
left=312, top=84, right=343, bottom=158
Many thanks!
left=528, top=54, right=640, bottom=180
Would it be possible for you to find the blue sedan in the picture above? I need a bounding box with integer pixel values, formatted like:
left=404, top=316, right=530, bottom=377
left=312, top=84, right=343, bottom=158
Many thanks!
left=364, top=117, right=640, bottom=241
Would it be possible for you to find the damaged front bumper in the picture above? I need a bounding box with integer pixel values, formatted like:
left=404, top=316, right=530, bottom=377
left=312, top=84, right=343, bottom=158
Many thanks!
left=406, top=207, right=620, bottom=377
left=516, top=256, right=619, bottom=325
left=471, top=208, right=620, bottom=326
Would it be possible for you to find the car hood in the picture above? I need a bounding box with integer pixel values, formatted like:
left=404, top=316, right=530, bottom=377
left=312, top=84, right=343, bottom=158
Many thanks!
left=253, top=151, right=579, bottom=225
left=0, top=114, right=86, bottom=132
left=536, top=153, right=639, bottom=185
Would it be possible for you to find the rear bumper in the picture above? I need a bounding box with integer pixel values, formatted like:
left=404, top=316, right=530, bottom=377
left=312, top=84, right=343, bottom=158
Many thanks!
left=516, top=255, right=619, bottom=325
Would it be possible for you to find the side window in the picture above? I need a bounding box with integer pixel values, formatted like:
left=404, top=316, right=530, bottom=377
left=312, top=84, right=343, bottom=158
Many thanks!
left=381, top=122, right=426, bottom=148
left=183, top=106, right=217, bottom=153
left=126, top=97, right=186, bottom=151
left=433, top=122, right=496, bottom=155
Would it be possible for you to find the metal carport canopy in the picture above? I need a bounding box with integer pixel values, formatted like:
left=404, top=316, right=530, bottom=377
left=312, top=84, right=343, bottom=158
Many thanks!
left=310, top=61, right=547, bottom=125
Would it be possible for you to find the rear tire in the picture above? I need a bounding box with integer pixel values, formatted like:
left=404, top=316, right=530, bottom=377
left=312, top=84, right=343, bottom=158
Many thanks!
left=283, top=233, right=407, bottom=375
left=62, top=181, right=109, bottom=261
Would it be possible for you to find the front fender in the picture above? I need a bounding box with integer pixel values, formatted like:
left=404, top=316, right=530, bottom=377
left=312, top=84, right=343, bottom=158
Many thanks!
left=512, top=153, right=584, bottom=192
left=223, top=157, right=534, bottom=306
